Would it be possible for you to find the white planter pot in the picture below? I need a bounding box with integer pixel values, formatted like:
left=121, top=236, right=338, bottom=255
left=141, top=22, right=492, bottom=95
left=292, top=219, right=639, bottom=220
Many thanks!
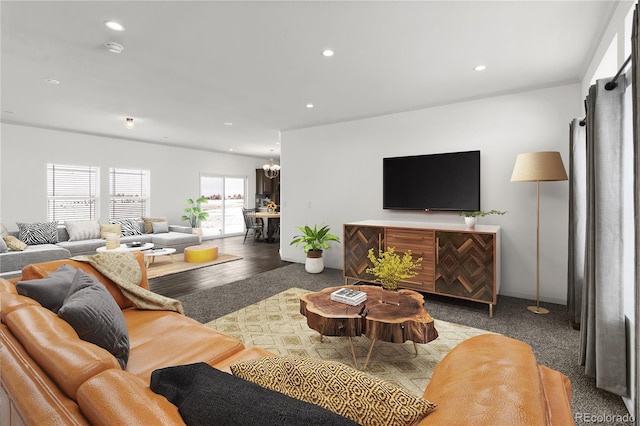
left=464, top=217, right=476, bottom=228
left=305, top=256, right=324, bottom=274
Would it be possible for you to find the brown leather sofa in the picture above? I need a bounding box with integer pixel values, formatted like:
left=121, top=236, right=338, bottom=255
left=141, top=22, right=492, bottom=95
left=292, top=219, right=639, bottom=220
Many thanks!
left=0, top=255, right=574, bottom=425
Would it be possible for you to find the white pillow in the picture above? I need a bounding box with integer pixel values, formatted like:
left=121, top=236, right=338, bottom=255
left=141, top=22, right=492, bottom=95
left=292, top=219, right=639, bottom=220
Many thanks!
left=152, top=221, right=169, bottom=234
left=65, top=220, right=101, bottom=241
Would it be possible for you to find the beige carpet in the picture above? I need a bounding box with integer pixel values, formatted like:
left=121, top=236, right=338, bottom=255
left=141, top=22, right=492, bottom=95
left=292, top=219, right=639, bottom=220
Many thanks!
left=206, top=287, right=495, bottom=396
left=146, top=252, right=242, bottom=279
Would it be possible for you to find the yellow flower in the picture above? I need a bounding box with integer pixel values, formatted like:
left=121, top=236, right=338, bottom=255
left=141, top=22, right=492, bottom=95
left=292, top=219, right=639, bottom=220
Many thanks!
left=365, top=247, right=422, bottom=291
left=266, top=201, right=277, bottom=209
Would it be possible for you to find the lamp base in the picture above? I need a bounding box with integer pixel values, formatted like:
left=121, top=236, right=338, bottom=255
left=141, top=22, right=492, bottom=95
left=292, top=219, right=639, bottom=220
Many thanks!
left=527, top=305, right=549, bottom=315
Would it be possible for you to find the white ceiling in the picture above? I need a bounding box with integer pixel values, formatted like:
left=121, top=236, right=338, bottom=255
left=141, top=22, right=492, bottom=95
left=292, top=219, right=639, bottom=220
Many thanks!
left=1, top=1, right=616, bottom=160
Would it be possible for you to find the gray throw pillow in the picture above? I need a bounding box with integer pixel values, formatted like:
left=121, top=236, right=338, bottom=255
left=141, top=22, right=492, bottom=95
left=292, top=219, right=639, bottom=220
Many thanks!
left=15, top=265, right=77, bottom=313
left=0, top=236, right=7, bottom=253
left=152, top=221, right=169, bottom=234
left=58, top=269, right=130, bottom=369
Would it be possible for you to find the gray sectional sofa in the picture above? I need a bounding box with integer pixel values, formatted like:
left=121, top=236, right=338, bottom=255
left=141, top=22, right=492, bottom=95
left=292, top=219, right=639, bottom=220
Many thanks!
left=0, top=221, right=200, bottom=278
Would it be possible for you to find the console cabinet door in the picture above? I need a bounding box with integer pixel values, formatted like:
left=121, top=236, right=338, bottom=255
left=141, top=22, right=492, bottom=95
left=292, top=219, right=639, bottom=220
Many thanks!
left=343, top=225, right=384, bottom=281
left=385, top=228, right=435, bottom=292
left=435, top=231, right=496, bottom=303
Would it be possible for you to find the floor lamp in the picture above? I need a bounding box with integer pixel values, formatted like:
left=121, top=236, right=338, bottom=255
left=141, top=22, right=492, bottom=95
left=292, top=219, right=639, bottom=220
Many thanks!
left=511, top=151, right=568, bottom=314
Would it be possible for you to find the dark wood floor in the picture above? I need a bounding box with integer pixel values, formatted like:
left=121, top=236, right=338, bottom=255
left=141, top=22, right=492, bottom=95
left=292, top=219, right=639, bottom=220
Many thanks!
left=148, top=235, right=290, bottom=299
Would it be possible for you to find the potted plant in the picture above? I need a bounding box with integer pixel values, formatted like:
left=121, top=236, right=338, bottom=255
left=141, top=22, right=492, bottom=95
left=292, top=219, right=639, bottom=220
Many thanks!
left=182, top=196, right=210, bottom=242
left=290, top=224, right=341, bottom=274
left=366, top=247, right=422, bottom=305
left=459, top=209, right=506, bottom=228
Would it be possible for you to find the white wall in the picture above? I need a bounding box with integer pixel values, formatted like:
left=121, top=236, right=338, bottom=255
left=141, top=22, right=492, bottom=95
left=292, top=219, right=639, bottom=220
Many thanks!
left=0, top=123, right=266, bottom=227
left=280, top=83, right=582, bottom=305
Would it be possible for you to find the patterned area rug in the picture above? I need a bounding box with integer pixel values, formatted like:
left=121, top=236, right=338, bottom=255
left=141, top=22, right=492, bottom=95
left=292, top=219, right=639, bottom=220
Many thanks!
left=146, top=253, right=242, bottom=279
left=206, top=287, right=495, bottom=396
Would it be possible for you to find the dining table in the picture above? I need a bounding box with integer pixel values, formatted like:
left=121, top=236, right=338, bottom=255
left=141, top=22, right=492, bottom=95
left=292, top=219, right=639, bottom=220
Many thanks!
left=255, top=211, right=280, bottom=243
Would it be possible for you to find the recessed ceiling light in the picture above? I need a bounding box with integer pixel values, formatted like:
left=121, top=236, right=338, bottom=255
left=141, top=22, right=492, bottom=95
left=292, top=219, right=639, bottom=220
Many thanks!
left=224, top=122, right=233, bottom=126
left=104, top=20, right=125, bottom=31
left=44, top=78, right=60, bottom=85
left=306, top=103, right=314, bottom=109
left=321, top=49, right=334, bottom=57
left=474, top=65, right=487, bottom=71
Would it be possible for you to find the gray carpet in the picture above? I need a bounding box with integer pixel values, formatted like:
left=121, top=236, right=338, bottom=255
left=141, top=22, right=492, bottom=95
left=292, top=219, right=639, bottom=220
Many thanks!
left=177, top=264, right=632, bottom=424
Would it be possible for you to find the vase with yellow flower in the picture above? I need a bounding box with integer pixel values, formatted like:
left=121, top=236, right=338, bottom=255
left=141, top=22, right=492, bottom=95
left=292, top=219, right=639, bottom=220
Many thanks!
left=266, top=201, right=278, bottom=213
left=365, top=247, right=422, bottom=305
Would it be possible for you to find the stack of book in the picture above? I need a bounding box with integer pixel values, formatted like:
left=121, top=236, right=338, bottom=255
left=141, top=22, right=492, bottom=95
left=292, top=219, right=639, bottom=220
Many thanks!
left=330, top=288, right=367, bottom=306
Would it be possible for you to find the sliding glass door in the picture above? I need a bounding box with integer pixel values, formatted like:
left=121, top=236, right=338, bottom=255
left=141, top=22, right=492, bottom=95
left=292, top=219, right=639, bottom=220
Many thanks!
left=199, top=175, right=246, bottom=238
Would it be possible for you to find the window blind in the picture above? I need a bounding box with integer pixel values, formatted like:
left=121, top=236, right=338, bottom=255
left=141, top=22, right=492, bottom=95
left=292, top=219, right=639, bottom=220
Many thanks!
left=47, top=164, right=98, bottom=222
left=109, top=168, right=150, bottom=219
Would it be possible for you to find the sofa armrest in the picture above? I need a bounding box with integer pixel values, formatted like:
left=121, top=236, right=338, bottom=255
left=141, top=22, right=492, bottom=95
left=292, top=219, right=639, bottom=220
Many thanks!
left=538, top=365, right=574, bottom=426
left=168, top=225, right=193, bottom=234
left=77, top=369, right=185, bottom=426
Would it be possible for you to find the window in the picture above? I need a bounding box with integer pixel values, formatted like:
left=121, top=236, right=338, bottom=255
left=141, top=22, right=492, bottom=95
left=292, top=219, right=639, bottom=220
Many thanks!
left=200, top=175, right=246, bottom=237
left=109, top=168, right=150, bottom=219
left=47, top=163, right=99, bottom=222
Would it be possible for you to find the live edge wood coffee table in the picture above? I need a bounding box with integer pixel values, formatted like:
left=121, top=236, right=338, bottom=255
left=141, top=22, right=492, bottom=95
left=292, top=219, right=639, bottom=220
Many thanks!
left=299, top=285, right=438, bottom=369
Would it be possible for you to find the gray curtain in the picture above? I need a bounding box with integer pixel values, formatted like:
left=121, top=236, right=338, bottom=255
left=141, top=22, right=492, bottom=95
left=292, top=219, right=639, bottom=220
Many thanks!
left=631, top=4, right=639, bottom=419
left=580, top=77, right=628, bottom=396
left=567, top=119, right=586, bottom=328
left=567, top=118, right=587, bottom=328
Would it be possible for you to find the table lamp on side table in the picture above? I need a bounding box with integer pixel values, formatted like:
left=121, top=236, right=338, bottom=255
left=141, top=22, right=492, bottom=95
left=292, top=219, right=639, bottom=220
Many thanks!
left=511, top=151, right=568, bottom=314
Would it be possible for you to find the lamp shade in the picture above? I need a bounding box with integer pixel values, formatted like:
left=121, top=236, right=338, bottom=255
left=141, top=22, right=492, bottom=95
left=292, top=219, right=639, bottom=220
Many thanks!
left=510, top=151, right=568, bottom=182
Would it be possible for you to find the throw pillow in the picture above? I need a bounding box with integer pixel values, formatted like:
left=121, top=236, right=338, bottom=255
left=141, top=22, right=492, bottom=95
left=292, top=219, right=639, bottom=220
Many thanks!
left=231, top=357, right=436, bottom=426
left=16, top=221, right=59, bottom=245
left=108, top=218, right=142, bottom=236
left=3, top=235, right=27, bottom=251
left=58, top=269, right=130, bottom=369
left=151, top=221, right=169, bottom=234
left=100, top=223, right=121, bottom=238
left=16, top=265, right=78, bottom=313
left=142, top=217, right=167, bottom=234
left=0, top=237, right=7, bottom=253
left=0, top=223, right=8, bottom=237
left=150, top=362, right=358, bottom=426
left=64, top=220, right=101, bottom=241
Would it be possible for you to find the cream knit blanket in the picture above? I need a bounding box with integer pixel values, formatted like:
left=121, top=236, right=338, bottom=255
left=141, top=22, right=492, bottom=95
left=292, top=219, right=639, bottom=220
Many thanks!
left=71, top=252, right=184, bottom=315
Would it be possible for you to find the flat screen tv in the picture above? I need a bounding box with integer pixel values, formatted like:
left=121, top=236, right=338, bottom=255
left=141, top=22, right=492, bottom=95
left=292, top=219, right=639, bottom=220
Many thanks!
left=383, top=150, right=480, bottom=211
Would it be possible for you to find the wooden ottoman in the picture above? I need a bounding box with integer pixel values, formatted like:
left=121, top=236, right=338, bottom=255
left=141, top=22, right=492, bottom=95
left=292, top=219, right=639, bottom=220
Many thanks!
left=184, top=245, right=219, bottom=263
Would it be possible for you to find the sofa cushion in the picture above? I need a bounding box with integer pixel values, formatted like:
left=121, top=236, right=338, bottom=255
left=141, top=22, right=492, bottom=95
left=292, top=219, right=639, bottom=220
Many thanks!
left=15, top=264, right=77, bottom=313
left=231, top=356, right=436, bottom=426
left=0, top=236, right=7, bottom=253
left=100, top=223, right=121, bottom=238
left=64, top=220, right=100, bottom=241
left=109, top=218, right=142, bottom=236
left=3, top=235, right=27, bottom=251
left=58, top=269, right=130, bottom=369
left=143, top=217, right=167, bottom=234
left=150, top=362, right=358, bottom=426
left=0, top=222, right=8, bottom=237
left=151, top=221, right=169, bottom=233
left=17, top=221, right=59, bottom=245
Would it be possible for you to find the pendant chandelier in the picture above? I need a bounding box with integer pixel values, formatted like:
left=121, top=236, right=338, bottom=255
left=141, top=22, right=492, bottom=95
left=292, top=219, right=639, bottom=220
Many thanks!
left=263, top=157, right=280, bottom=179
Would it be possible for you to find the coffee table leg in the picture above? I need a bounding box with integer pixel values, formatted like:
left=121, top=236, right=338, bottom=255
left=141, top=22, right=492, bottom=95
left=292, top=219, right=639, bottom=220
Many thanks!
left=348, top=337, right=359, bottom=369
left=413, top=341, right=418, bottom=356
left=363, top=338, right=377, bottom=370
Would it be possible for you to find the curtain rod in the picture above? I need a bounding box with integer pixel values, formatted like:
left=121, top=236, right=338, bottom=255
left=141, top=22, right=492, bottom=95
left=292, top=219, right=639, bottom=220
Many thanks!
left=578, top=54, right=632, bottom=126
left=604, top=54, right=632, bottom=90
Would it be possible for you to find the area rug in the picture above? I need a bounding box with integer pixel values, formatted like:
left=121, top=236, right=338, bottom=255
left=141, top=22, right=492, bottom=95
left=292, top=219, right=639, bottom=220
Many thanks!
left=206, top=287, right=495, bottom=396
left=146, top=253, right=242, bottom=279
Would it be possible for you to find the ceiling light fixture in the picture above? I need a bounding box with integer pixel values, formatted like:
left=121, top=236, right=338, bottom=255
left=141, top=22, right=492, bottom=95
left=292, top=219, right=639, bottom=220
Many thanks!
left=474, top=65, right=487, bottom=71
left=44, top=78, right=60, bottom=85
left=224, top=122, right=233, bottom=126
left=321, top=49, right=334, bottom=57
left=263, top=151, right=281, bottom=179
left=105, top=41, right=124, bottom=54
left=306, top=103, right=314, bottom=109
left=125, top=117, right=134, bottom=129
left=104, top=20, right=125, bottom=31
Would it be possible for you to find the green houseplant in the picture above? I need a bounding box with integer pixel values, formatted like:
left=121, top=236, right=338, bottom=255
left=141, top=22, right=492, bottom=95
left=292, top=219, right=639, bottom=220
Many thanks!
left=290, top=224, right=341, bottom=273
left=459, top=209, right=506, bottom=228
left=181, top=196, right=210, bottom=228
